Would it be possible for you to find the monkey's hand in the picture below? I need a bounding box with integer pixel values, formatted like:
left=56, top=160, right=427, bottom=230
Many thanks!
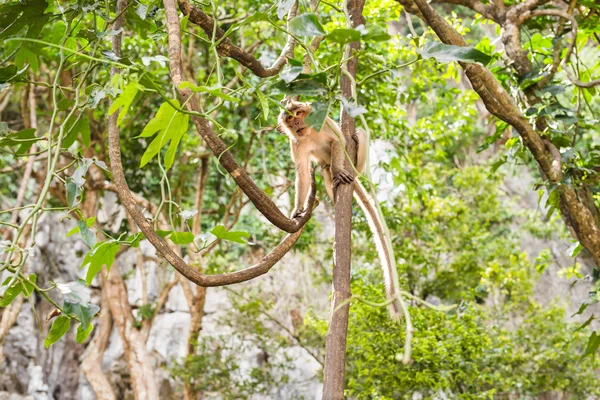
left=332, top=168, right=354, bottom=189
left=352, top=133, right=360, bottom=147
left=291, top=208, right=307, bottom=219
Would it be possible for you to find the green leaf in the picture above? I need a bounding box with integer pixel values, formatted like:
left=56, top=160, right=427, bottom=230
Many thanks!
left=277, top=0, right=295, bottom=19
left=210, top=225, right=250, bottom=244
left=0, top=0, right=49, bottom=41
left=22, top=274, right=36, bottom=298
left=362, top=25, right=391, bottom=42
left=305, top=101, right=331, bottom=132
left=568, top=242, right=583, bottom=258
left=583, top=331, right=600, bottom=358
left=108, top=81, right=142, bottom=126
left=178, top=82, right=240, bottom=103
left=76, top=322, right=94, bottom=344
left=66, top=217, right=96, bottom=237
left=0, top=64, right=28, bottom=84
left=65, top=159, right=92, bottom=208
left=63, top=299, right=100, bottom=330
left=62, top=117, right=91, bottom=148
left=575, top=315, right=595, bottom=332
left=273, top=77, right=329, bottom=96
left=170, top=231, right=195, bottom=245
left=326, top=28, right=361, bottom=45
left=77, top=220, right=96, bottom=248
left=44, top=316, right=71, bottom=348
left=290, top=14, right=325, bottom=37
left=139, top=100, right=189, bottom=170
left=256, top=91, right=269, bottom=120
left=81, top=240, right=121, bottom=285
left=420, top=42, right=492, bottom=66
left=0, top=128, right=38, bottom=155
left=0, top=278, right=23, bottom=307
left=572, top=303, right=589, bottom=317
left=280, top=58, right=304, bottom=83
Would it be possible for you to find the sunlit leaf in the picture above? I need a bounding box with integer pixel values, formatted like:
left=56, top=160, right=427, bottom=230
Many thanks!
left=210, top=225, right=250, bottom=244
left=80, top=240, right=121, bottom=285
left=290, top=13, right=325, bottom=37
left=44, top=316, right=71, bottom=348
left=76, top=323, right=94, bottom=344
left=139, top=100, right=189, bottom=170
left=326, top=28, right=361, bottom=45
left=108, top=81, right=143, bottom=126
left=420, top=42, right=492, bottom=66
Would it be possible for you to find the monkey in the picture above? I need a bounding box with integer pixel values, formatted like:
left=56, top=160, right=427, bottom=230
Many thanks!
left=277, top=100, right=401, bottom=319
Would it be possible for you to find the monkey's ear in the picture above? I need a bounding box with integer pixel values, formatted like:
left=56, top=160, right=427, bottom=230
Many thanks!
left=280, top=98, right=290, bottom=106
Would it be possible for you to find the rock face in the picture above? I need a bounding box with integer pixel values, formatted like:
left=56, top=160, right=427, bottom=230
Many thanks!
left=0, top=164, right=596, bottom=399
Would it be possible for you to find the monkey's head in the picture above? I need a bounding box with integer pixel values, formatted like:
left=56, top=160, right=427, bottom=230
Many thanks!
left=276, top=100, right=312, bottom=137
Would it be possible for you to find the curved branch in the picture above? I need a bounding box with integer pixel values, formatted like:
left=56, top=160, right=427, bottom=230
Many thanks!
left=177, top=0, right=298, bottom=77
left=521, top=8, right=600, bottom=88
left=107, top=1, right=315, bottom=287
left=433, top=0, right=502, bottom=23
left=165, top=0, right=314, bottom=234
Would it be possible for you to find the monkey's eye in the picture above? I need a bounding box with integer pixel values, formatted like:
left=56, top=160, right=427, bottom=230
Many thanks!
left=287, top=115, right=293, bottom=120
left=296, top=111, right=302, bottom=116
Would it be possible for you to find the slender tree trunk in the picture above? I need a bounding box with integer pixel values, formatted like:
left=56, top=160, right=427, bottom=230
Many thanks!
left=103, top=267, right=159, bottom=400
left=81, top=288, right=116, bottom=400
left=322, top=2, right=365, bottom=399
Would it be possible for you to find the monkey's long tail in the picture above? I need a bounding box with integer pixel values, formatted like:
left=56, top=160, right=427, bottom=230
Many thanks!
left=354, top=180, right=402, bottom=320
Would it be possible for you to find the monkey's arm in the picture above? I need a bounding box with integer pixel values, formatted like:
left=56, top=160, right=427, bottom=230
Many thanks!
left=293, top=150, right=311, bottom=218
left=330, top=140, right=354, bottom=189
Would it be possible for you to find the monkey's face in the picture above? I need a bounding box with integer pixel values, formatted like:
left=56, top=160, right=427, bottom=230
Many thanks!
left=278, top=101, right=312, bottom=137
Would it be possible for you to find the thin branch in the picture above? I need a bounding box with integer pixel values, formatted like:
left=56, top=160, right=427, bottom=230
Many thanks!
left=105, top=0, right=315, bottom=288
left=178, top=0, right=298, bottom=77
left=165, top=0, right=316, bottom=234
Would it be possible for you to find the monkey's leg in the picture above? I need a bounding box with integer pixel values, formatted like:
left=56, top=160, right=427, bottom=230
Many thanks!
left=330, top=141, right=354, bottom=188
left=323, top=167, right=334, bottom=202
left=292, top=155, right=311, bottom=218
left=355, top=129, right=367, bottom=173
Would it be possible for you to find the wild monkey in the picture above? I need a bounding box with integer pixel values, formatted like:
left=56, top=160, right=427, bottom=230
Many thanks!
left=277, top=100, right=401, bottom=319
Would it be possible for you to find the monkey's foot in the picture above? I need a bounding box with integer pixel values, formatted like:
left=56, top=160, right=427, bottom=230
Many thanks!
left=291, top=208, right=307, bottom=219
left=333, top=170, right=354, bottom=188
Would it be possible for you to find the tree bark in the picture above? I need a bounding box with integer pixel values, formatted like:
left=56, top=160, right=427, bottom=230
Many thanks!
left=322, top=1, right=365, bottom=399
left=103, top=267, right=159, bottom=400
left=81, top=288, right=116, bottom=400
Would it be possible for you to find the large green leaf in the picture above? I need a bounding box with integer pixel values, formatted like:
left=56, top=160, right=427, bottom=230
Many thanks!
left=62, top=117, right=91, bottom=148
left=326, top=28, right=361, bottom=45
left=305, top=101, right=331, bottom=131
left=290, top=14, right=325, bottom=37
left=179, top=82, right=240, bottom=103
left=76, top=323, right=94, bottom=344
left=0, top=0, right=49, bottom=40
left=170, top=231, right=195, bottom=245
left=583, top=331, right=600, bottom=358
left=280, top=58, right=303, bottom=84
left=139, top=100, right=189, bottom=170
left=44, top=316, right=71, bottom=348
left=210, top=225, right=250, bottom=244
left=0, top=128, right=38, bottom=155
left=108, top=81, right=143, bottom=126
left=81, top=240, right=121, bottom=285
left=420, top=42, right=492, bottom=66
left=63, top=299, right=100, bottom=331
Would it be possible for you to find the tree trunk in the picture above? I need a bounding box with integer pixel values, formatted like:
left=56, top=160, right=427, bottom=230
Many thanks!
left=81, top=288, right=116, bottom=400
left=322, top=2, right=365, bottom=399
left=103, top=266, right=159, bottom=400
